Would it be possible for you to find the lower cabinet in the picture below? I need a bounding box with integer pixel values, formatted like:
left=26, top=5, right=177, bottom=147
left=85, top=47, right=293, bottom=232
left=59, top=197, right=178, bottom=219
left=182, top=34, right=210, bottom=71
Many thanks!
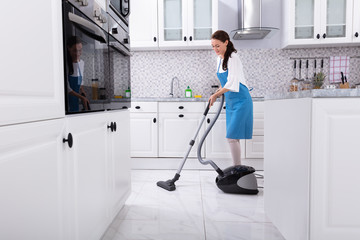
left=0, top=119, right=66, bottom=240
left=0, top=111, right=130, bottom=240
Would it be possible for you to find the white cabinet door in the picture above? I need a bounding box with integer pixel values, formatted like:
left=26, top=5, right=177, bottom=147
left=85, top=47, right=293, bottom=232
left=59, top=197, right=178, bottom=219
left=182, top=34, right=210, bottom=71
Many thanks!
left=159, top=112, right=205, bottom=157
left=310, top=98, right=360, bottom=240
left=0, top=0, right=64, bottom=126
left=352, top=0, right=360, bottom=42
left=158, top=0, right=188, bottom=47
left=108, top=110, right=131, bottom=219
left=130, top=113, right=158, bottom=157
left=129, top=0, right=159, bottom=49
left=187, top=0, right=218, bottom=47
left=0, top=119, right=66, bottom=240
left=245, top=136, right=264, bottom=159
left=65, top=113, right=109, bottom=240
left=205, top=113, right=245, bottom=159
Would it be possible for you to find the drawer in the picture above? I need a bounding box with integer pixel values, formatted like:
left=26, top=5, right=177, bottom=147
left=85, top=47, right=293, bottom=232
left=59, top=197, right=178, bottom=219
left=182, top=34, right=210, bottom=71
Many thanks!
left=159, top=102, right=205, bottom=113
left=130, top=102, right=158, bottom=113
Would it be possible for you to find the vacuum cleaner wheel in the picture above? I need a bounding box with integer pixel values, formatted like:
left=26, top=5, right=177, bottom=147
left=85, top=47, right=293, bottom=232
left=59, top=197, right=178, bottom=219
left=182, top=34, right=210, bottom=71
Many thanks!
left=216, top=165, right=259, bottom=194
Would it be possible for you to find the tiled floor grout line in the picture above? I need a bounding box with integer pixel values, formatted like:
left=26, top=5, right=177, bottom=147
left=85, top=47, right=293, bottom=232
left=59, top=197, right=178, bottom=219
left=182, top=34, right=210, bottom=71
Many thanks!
left=199, top=170, right=208, bottom=240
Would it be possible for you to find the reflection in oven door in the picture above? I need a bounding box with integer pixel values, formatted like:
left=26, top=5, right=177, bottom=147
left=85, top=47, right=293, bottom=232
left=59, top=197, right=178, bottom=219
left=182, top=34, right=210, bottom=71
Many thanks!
left=62, top=1, right=110, bottom=114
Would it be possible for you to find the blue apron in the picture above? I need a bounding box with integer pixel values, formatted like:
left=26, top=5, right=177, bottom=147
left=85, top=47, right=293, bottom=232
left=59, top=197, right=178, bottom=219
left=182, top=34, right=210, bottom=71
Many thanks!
left=68, top=62, right=82, bottom=112
left=217, top=59, right=253, bottom=139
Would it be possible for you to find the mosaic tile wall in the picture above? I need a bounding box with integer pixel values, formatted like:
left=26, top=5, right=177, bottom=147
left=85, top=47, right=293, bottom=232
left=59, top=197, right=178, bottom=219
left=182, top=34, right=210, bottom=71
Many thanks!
left=130, top=46, right=360, bottom=98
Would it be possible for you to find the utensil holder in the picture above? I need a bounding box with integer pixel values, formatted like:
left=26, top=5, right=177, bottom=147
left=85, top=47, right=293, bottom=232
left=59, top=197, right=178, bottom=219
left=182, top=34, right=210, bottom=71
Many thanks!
left=339, top=82, right=349, bottom=89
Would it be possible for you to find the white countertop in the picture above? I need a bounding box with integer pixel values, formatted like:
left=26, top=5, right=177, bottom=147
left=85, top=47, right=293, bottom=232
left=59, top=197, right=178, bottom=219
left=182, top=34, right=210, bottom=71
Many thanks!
left=265, top=89, right=360, bottom=100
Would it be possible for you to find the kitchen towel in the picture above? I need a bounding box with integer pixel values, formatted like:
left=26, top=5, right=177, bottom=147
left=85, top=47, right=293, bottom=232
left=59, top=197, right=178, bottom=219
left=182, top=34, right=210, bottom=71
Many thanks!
left=329, top=56, right=350, bottom=83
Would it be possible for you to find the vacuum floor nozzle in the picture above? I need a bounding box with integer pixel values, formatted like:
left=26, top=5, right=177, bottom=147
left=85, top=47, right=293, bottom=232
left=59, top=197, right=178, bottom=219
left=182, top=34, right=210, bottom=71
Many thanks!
left=156, top=180, right=176, bottom=191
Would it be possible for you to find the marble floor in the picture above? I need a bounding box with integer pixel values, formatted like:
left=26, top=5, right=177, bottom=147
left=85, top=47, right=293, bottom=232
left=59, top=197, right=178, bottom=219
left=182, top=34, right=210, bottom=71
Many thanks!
left=101, top=170, right=285, bottom=240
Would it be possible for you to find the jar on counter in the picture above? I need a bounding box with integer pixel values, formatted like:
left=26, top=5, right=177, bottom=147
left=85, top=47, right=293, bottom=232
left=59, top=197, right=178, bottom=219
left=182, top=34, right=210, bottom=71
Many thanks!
left=289, top=78, right=299, bottom=92
left=91, top=79, right=99, bottom=100
left=99, top=88, right=106, bottom=99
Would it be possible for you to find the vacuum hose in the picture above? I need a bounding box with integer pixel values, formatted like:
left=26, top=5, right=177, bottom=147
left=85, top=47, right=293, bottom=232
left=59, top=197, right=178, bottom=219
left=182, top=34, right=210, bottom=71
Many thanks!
left=197, top=95, right=225, bottom=177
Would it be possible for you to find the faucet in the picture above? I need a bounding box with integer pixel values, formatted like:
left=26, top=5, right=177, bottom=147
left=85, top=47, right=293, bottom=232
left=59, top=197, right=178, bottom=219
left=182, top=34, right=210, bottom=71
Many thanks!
left=170, top=76, right=179, bottom=97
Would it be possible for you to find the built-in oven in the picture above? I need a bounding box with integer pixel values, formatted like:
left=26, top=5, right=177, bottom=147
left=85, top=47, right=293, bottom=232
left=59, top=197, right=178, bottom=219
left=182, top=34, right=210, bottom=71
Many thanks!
left=62, top=0, right=131, bottom=114
left=107, top=0, right=130, bottom=27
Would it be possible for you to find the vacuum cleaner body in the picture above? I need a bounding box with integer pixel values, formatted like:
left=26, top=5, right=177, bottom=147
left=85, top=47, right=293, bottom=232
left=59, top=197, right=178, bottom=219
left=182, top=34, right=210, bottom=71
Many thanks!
left=216, top=165, right=258, bottom=194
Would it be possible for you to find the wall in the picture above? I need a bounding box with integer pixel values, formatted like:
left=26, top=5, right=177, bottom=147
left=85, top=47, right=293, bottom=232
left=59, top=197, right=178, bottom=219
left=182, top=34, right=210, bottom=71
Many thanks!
left=130, top=47, right=360, bottom=98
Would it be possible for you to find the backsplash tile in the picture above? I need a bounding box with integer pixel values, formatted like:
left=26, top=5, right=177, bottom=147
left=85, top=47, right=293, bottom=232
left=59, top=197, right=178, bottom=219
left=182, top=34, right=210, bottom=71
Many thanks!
left=130, top=46, right=360, bottom=98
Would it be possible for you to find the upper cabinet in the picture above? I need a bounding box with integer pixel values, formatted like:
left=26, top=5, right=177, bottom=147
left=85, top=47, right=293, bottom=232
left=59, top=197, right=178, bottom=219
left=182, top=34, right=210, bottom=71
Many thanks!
left=282, top=0, right=358, bottom=48
left=129, top=0, right=218, bottom=50
left=0, top=0, right=65, bottom=126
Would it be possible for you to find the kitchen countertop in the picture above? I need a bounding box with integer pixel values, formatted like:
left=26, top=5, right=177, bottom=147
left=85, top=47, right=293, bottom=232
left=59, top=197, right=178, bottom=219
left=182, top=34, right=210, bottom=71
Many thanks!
left=131, top=97, right=264, bottom=102
left=265, top=89, right=360, bottom=100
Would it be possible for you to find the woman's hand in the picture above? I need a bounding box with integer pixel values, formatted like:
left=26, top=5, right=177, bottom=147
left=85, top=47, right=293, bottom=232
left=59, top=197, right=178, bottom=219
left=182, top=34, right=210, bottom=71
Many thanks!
left=81, top=95, right=90, bottom=110
left=208, top=93, right=218, bottom=107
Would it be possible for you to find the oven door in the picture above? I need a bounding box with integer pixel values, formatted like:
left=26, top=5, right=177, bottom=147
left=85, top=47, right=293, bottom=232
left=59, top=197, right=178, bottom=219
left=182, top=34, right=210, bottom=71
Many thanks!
left=108, top=35, right=131, bottom=110
left=63, top=1, right=110, bottom=114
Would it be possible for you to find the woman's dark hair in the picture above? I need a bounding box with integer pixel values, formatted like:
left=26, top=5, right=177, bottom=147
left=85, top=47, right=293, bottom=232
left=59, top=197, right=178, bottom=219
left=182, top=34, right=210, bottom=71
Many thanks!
left=211, top=30, right=237, bottom=71
left=66, top=36, right=82, bottom=75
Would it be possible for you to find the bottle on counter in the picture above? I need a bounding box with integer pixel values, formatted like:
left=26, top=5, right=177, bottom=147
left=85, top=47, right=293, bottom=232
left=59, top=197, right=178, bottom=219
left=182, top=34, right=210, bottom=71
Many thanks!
left=185, top=86, right=192, bottom=98
left=125, top=87, right=131, bottom=98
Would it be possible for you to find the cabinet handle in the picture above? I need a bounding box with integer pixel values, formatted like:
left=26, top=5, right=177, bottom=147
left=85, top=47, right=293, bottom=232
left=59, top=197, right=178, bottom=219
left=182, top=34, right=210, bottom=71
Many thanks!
left=122, top=106, right=128, bottom=109
left=207, top=118, right=210, bottom=124
left=223, top=106, right=226, bottom=109
left=179, top=114, right=184, bottom=118
left=355, top=32, right=359, bottom=38
left=189, top=36, right=193, bottom=41
left=63, top=133, right=73, bottom=148
left=184, top=36, right=187, bottom=41
left=322, top=33, right=326, bottom=39
left=113, top=122, right=117, bottom=132
left=153, top=118, right=156, bottom=123
left=316, top=34, right=320, bottom=39
left=135, top=106, right=140, bottom=109
left=178, top=106, right=184, bottom=109
left=107, top=122, right=114, bottom=132
left=153, top=37, right=157, bottom=42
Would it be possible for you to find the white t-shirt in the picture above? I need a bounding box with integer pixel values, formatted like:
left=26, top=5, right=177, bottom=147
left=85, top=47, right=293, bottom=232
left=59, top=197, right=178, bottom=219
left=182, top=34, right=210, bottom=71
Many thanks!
left=216, top=52, right=248, bottom=92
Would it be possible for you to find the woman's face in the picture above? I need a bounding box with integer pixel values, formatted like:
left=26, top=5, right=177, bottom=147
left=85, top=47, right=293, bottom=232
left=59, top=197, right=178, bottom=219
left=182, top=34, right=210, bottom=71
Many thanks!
left=211, top=39, right=228, bottom=58
left=68, top=43, right=82, bottom=62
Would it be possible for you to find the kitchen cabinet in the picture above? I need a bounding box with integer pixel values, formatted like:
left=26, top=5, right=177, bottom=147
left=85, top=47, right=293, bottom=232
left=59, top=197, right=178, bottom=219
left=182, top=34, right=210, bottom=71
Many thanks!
left=65, top=113, right=110, bottom=240
left=158, top=102, right=205, bottom=157
left=129, top=0, right=218, bottom=50
left=130, top=102, right=158, bottom=157
left=245, top=101, right=264, bottom=158
left=265, top=98, right=360, bottom=240
left=129, top=0, right=159, bottom=49
left=107, top=110, right=131, bottom=220
left=282, top=0, right=354, bottom=48
left=64, top=110, right=131, bottom=240
left=0, top=0, right=64, bottom=126
left=0, top=119, right=66, bottom=240
left=353, top=0, right=360, bottom=42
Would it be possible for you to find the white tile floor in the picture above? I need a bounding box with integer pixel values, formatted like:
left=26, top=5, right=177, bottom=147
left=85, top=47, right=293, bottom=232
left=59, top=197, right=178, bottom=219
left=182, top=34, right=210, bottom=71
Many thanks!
left=101, top=170, right=285, bottom=240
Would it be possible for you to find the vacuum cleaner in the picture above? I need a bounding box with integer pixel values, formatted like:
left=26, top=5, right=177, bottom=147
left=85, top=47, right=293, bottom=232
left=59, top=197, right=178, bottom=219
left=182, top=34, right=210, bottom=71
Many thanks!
left=156, top=95, right=259, bottom=194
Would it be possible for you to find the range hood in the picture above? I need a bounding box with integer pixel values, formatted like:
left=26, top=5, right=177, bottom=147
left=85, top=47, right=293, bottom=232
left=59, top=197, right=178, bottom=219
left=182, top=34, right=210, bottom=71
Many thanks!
left=231, top=0, right=279, bottom=40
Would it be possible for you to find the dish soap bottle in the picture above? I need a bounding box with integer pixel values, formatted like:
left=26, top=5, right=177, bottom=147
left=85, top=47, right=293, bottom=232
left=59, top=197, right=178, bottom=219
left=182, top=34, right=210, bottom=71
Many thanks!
left=125, top=87, right=131, bottom=98
left=185, top=86, right=192, bottom=98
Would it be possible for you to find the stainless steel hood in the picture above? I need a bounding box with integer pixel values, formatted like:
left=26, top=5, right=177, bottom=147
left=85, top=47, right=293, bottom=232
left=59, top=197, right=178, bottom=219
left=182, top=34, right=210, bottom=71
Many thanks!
left=231, top=0, right=279, bottom=40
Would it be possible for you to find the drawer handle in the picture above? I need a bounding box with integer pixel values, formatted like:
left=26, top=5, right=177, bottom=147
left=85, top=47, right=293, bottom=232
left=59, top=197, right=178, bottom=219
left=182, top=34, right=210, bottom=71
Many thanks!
left=178, top=106, right=184, bottom=109
left=355, top=32, right=359, bottom=38
left=107, top=122, right=115, bottom=132
left=223, top=106, right=226, bottom=109
left=63, top=133, right=73, bottom=148
left=316, top=33, right=320, bottom=39
left=179, top=114, right=184, bottom=118
left=153, top=118, right=156, bottom=123
left=113, top=122, right=117, bottom=132
left=135, top=106, right=140, bottom=109
left=207, top=118, right=210, bottom=124
left=122, top=106, right=128, bottom=109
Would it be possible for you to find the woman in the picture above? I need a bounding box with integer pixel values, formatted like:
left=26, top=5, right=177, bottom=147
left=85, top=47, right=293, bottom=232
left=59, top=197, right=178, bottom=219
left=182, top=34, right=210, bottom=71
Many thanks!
left=66, top=36, right=89, bottom=112
left=209, top=30, right=253, bottom=166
